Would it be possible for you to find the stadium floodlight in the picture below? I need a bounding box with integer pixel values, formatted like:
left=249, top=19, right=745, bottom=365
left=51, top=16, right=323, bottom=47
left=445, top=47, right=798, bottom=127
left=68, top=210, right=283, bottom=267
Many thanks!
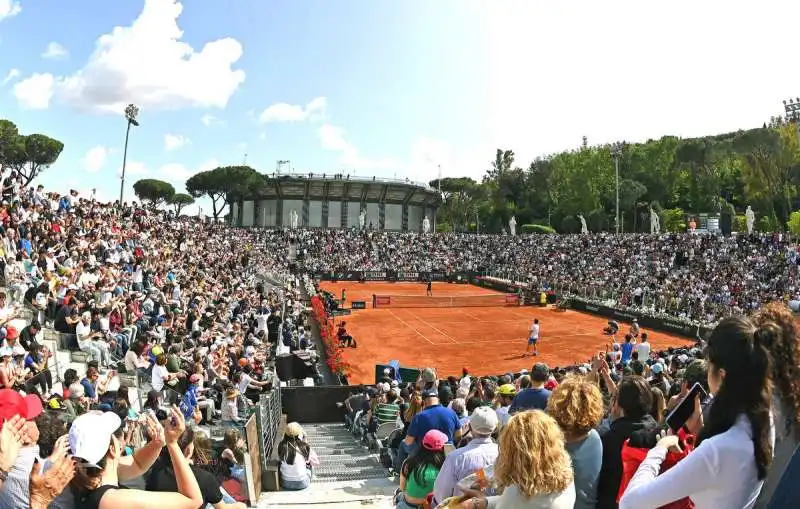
left=120, top=104, right=140, bottom=205
left=784, top=98, right=800, bottom=123
left=610, top=142, right=625, bottom=234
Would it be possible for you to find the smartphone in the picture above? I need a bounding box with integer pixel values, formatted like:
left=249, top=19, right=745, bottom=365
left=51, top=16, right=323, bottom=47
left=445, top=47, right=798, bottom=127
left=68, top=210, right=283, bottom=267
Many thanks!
left=665, top=382, right=708, bottom=432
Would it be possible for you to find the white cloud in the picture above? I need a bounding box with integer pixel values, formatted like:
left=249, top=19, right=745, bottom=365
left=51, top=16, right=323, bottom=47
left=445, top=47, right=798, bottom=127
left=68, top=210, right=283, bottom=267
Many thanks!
left=13, top=73, right=54, bottom=109
left=125, top=161, right=148, bottom=176
left=1, top=68, right=19, bottom=85
left=164, top=133, right=190, bottom=151
left=83, top=146, right=111, bottom=173
left=259, top=96, right=326, bottom=123
left=201, top=114, right=223, bottom=127
left=317, top=123, right=402, bottom=172
left=0, top=0, right=21, bottom=21
left=42, top=42, right=68, bottom=59
left=21, top=0, right=245, bottom=113
left=159, top=158, right=219, bottom=184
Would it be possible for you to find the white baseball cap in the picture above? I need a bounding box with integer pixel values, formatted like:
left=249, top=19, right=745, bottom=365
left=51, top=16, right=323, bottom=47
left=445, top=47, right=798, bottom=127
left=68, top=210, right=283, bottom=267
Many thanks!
left=69, top=411, right=122, bottom=467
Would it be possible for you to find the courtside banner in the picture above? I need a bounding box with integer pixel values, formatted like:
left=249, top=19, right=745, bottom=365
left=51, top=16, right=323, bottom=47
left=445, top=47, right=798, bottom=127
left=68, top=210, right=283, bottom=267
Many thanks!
left=315, top=271, right=455, bottom=282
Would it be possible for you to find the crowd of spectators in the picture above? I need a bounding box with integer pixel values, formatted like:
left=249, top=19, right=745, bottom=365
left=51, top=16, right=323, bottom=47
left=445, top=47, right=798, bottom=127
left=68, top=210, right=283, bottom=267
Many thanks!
left=338, top=300, right=800, bottom=508
left=0, top=170, right=320, bottom=508
left=263, top=229, right=799, bottom=326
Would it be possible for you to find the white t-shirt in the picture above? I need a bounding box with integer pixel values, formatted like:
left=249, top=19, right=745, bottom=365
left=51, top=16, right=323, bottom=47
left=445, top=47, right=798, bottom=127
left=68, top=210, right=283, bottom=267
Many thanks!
left=529, top=322, right=540, bottom=339
left=636, top=341, right=651, bottom=360
left=75, top=321, right=92, bottom=342
left=237, top=373, right=252, bottom=394
left=151, top=364, right=169, bottom=391
left=620, top=415, right=775, bottom=509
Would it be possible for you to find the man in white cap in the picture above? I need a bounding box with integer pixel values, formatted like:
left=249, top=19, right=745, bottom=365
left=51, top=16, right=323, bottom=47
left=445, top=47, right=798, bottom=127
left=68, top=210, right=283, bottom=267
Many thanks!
left=432, top=406, right=499, bottom=506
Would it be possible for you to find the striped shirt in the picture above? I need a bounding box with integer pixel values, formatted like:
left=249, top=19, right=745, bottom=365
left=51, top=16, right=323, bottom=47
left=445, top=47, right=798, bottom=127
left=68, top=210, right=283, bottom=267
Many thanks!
left=375, top=402, right=400, bottom=426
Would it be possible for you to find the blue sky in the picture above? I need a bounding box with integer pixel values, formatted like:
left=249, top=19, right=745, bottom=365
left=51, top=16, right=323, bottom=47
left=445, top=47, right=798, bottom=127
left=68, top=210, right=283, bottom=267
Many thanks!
left=2, top=0, right=800, bottom=214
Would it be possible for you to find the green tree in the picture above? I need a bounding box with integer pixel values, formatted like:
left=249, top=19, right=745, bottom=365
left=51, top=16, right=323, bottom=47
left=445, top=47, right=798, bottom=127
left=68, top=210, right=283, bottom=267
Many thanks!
left=133, top=179, right=175, bottom=208
left=186, top=165, right=265, bottom=220
left=0, top=120, right=64, bottom=186
left=787, top=211, right=800, bottom=235
left=169, top=193, right=195, bottom=215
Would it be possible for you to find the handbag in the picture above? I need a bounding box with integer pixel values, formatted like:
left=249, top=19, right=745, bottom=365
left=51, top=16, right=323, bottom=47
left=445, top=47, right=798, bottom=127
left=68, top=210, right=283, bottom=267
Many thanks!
left=617, top=429, right=695, bottom=509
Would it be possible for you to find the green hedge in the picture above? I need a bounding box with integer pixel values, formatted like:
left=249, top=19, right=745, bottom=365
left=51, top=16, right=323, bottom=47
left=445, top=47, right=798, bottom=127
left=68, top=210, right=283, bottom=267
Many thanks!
left=521, top=223, right=556, bottom=234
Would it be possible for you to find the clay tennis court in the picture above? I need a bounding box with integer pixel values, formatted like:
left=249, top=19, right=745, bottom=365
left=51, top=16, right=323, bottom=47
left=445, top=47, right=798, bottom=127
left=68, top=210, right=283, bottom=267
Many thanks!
left=319, top=281, right=693, bottom=384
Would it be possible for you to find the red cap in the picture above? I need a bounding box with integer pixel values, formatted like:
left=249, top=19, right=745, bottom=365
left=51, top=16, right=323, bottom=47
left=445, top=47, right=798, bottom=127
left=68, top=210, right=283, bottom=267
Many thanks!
left=0, top=389, right=42, bottom=428
left=5, top=326, right=18, bottom=339
left=422, top=429, right=448, bottom=451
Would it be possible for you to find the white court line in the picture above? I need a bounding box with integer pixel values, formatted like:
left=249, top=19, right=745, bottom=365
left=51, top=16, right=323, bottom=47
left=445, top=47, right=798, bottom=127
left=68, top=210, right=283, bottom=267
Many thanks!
left=453, top=308, right=488, bottom=322
left=387, top=310, right=434, bottom=345
left=402, top=309, right=458, bottom=344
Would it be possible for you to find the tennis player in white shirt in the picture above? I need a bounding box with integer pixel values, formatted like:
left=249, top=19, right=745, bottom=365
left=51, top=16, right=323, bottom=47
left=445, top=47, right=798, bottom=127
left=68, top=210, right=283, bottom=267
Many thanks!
left=525, top=318, right=540, bottom=356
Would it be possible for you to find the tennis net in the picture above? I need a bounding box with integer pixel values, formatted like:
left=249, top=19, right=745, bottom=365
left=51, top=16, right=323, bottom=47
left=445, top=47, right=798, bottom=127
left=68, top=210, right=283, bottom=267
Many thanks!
left=372, top=293, right=520, bottom=309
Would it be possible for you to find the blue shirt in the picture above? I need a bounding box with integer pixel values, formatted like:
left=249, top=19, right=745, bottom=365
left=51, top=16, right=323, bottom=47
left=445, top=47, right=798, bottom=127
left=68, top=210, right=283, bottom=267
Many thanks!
left=181, top=385, right=199, bottom=420
left=408, top=404, right=461, bottom=443
left=80, top=378, right=97, bottom=399
left=621, top=342, right=634, bottom=363
left=566, top=429, right=603, bottom=509
left=509, top=387, right=551, bottom=413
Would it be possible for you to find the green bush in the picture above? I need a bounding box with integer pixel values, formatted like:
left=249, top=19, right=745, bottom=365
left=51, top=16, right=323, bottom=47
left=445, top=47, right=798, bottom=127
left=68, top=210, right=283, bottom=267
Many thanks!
left=436, top=222, right=452, bottom=232
left=787, top=211, right=800, bottom=235
left=734, top=214, right=747, bottom=232
left=559, top=216, right=580, bottom=234
left=661, top=208, right=686, bottom=232
left=521, top=223, right=556, bottom=234
left=757, top=214, right=780, bottom=232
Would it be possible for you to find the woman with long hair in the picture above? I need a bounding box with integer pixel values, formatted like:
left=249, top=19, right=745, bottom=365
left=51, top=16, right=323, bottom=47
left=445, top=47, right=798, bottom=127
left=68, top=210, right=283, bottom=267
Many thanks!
left=460, top=410, right=575, bottom=508
left=277, top=422, right=319, bottom=491
left=750, top=301, right=800, bottom=507
left=620, top=316, right=775, bottom=508
left=396, top=429, right=447, bottom=509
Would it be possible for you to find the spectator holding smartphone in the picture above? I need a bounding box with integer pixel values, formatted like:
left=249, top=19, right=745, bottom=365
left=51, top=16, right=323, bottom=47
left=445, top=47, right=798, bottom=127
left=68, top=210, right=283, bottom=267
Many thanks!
left=620, top=316, right=775, bottom=508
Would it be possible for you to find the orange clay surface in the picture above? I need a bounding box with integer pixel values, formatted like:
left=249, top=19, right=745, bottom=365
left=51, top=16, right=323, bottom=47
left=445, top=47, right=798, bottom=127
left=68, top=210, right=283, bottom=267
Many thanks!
left=320, top=281, right=694, bottom=385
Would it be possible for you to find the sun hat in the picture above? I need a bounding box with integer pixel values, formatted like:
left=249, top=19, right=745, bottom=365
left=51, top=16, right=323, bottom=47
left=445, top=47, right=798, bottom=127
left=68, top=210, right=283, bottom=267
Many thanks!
left=422, top=429, right=448, bottom=451
left=421, top=367, right=437, bottom=383
left=286, top=422, right=304, bottom=438
left=225, top=387, right=240, bottom=399
left=651, top=363, right=664, bottom=374
left=0, top=347, right=12, bottom=358
left=69, top=410, right=122, bottom=468
left=469, top=406, right=499, bottom=435
left=0, top=389, right=43, bottom=428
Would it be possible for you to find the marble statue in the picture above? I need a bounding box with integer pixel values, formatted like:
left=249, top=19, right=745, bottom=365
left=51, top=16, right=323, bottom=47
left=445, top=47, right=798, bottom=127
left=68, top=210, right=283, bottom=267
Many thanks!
left=649, top=206, right=660, bottom=234
left=579, top=214, right=588, bottom=234
left=290, top=210, right=298, bottom=229
left=422, top=215, right=431, bottom=234
left=745, top=205, right=755, bottom=235
left=359, top=209, right=366, bottom=230
left=508, top=216, right=517, bottom=236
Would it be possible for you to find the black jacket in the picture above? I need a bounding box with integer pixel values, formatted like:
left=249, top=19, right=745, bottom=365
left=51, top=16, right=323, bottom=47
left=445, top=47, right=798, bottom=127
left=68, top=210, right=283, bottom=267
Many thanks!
left=596, top=414, right=659, bottom=509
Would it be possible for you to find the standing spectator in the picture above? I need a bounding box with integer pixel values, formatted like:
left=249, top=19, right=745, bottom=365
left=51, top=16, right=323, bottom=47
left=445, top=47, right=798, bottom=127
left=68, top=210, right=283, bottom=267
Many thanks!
left=620, top=316, right=775, bottom=508
left=399, top=389, right=461, bottom=470
left=547, top=376, right=605, bottom=509
left=596, top=376, right=657, bottom=509
left=510, top=363, right=552, bottom=413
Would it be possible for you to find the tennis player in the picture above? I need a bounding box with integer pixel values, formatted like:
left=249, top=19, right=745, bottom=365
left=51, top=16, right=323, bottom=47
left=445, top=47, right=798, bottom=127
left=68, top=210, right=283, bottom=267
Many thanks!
left=426, top=280, right=433, bottom=296
left=525, top=318, right=540, bottom=356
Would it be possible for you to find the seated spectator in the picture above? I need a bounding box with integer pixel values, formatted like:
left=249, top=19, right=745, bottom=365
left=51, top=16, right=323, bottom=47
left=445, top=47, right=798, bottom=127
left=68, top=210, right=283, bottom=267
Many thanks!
left=68, top=407, right=204, bottom=508
left=396, top=429, right=447, bottom=508
left=221, top=428, right=248, bottom=484
left=547, top=376, right=605, bottom=509
left=432, top=407, right=499, bottom=506
left=278, top=422, right=319, bottom=491
left=146, top=427, right=247, bottom=509
left=221, top=388, right=242, bottom=426
left=459, top=410, right=576, bottom=508
left=76, top=311, right=112, bottom=370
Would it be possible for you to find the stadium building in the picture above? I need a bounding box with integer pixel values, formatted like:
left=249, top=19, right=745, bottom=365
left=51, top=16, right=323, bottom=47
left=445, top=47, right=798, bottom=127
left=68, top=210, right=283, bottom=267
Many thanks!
left=230, top=173, right=441, bottom=231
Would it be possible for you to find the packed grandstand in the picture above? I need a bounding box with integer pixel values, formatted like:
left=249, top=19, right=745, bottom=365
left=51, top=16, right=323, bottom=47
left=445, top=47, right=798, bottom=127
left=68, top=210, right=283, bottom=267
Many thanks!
left=0, top=177, right=797, bottom=509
